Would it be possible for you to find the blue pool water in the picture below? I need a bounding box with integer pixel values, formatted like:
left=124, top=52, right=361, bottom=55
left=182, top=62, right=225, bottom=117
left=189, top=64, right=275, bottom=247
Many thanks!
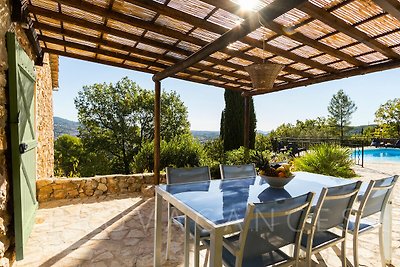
left=359, top=148, right=400, bottom=163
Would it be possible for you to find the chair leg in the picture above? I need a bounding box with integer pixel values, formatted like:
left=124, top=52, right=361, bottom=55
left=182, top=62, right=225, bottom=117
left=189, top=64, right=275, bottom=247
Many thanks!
left=341, top=240, right=347, bottom=267
left=306, top=251, right=312, bottom=267
left=379, top=225, right=386, bottom=267
left=353, top=232, right=359, bottom=267
left=203, top=249, right=209, bottom=267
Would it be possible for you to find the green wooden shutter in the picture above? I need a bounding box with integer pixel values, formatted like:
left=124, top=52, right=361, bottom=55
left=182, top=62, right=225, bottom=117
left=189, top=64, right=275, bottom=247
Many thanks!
left=6, top=32, right=38, bottom=261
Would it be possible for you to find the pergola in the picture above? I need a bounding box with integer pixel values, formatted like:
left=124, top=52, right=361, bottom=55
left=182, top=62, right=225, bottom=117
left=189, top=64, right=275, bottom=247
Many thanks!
left=20, top=0, right=400, bottom=184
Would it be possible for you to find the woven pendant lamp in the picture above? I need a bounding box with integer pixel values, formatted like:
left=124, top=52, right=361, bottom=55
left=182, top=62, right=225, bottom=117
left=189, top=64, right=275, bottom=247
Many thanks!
left=245, top=62, right=284, bottom=92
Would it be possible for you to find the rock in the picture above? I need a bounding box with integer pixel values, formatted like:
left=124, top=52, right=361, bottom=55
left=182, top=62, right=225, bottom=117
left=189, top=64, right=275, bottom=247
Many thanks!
left=38, top=185, right=53, bottom=194
left=53, top=190, right=66, bottom=200
left=84, top=189, right=94, bottom=196
left=141, top=184, right=155, bottom=197
left=36, top=179, right=53, bottom=188
left=66, top=190, right=79, bottom=198
left=97, top=183, right=107, bottom=192
left=37, top=192, right=51, bottom=202
left=93, top=190, right=103, bottom=196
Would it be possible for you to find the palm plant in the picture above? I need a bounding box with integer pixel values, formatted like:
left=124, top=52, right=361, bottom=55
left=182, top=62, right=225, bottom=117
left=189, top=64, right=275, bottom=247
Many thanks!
left=293, top=143, right=356, bottom=178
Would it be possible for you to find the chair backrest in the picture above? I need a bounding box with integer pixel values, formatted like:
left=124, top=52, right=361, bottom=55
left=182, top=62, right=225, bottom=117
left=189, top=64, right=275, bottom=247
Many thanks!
left=359, top=175, right=398, bottom=218
left=166, top=166, right=211, bottom=184
left=219, top=164, right=256, bottom=180
left=311, top=181, right=362, bottom=232
left=236, top=193, right=314, bottom=265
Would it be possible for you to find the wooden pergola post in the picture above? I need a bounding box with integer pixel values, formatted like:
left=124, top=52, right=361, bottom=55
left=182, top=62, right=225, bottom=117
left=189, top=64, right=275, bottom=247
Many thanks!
left=153, top=80, right=161, bottom=185
left=243, top=95, right=250, bottom=160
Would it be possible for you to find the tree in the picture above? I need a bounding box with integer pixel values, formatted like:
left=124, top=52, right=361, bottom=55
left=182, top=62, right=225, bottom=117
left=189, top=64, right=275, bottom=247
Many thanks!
left=220, top=90, right=256, bottom=151
left=75, top=77, right=190, bottom=174
left=375, top=98, right=400, bottom=137
left=327, top=89, right=357, bottom=139
left=54, top=135, right=83, bottom=177
left=54, top=134, right=112, bottom=177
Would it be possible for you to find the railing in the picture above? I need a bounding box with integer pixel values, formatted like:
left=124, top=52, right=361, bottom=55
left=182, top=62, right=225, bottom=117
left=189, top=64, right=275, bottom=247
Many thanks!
left=273, top=137, right=367, bottom=167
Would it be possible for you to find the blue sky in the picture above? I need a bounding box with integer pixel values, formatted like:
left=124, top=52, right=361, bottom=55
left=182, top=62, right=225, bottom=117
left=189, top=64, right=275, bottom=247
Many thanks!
left=54, top=57, right=399, bottom=131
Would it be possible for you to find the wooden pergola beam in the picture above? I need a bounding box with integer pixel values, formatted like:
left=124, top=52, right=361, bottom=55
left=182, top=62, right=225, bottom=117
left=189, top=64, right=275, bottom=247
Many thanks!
left=39, top=35, right=256, bottom=87
left=257, top=20, right=366, bottom=67
left=31, top=2, right=317, bottom=81
left=300, top=2, right=400, bottom=60
left=42, top=49, right=245, bottom=93
left=34, top=22, right=263, bottom=83
left=128, top=0, right=348, bottom=71
left=372, top=0, right=400, bottom=21
left=30, top=6, right=307, bottom=82
left=199, top=0, right=365, bottom=68
left=245, top=59, right=400, bottom=96
left=153, top=0, right=309, bottom=81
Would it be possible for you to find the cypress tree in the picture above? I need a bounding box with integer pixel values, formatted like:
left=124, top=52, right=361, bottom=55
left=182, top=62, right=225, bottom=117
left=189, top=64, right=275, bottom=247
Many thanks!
left=220, top=89, right=256, bottom=151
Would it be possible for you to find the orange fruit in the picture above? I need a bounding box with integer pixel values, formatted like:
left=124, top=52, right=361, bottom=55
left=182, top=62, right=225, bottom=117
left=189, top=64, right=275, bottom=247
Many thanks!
left=278, top=172, right=286, bottom=178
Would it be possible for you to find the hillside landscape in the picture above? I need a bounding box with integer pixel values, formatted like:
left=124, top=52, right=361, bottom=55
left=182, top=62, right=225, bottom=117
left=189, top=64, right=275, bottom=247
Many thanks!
left=53, top=117, right=372, bottom=141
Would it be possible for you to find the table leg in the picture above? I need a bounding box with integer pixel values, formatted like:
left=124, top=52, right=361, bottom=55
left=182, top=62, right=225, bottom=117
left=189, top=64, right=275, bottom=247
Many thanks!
left=154, top=193, right=163, bottom=267
left=380, top=199, right=392, bottom=266
left=210, top=227, right=223, bottom=267
left=184, top=215, right=190, bottom=267
left=194, top=224, right=200, bottom=267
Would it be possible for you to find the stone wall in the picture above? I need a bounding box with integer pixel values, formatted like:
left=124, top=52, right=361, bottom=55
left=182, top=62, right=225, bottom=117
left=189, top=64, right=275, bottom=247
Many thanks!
left=35, top=54, right=54, bottom=179
left=0, top=0, right=14, bottom=265
left=37, top=173, right=166, bottom=202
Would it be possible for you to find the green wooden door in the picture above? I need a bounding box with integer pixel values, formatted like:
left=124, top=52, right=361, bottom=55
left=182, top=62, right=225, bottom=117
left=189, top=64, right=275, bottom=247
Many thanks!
left=6, top=32, right=38, bottom=261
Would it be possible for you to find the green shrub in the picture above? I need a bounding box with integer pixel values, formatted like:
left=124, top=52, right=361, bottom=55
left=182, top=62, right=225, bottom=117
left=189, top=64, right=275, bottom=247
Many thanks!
left=255, top=134, right=272, bottom=152
left=202, top=139, right=224, bottom=178
left=133, top=134, right=205, bottom=172
left=293, top=143, right=356, bottom=178
left=225, top=147, right=256, bottom=165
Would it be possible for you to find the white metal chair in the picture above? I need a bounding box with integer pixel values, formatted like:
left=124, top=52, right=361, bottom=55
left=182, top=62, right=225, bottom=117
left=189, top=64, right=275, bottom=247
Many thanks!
left=301, top=181, right=362, bottom=267
left=204, top=192, right=314, bottom=267
left=220, top=163, right=256, bottom=180
left=341, top=175, right=398, bottom=267
left=165, top=166, right=211, bottom=266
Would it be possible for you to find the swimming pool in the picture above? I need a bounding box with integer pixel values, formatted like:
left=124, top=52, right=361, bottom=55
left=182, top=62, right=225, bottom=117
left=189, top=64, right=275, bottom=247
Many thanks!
left=359, top=148, right=400, bottom=163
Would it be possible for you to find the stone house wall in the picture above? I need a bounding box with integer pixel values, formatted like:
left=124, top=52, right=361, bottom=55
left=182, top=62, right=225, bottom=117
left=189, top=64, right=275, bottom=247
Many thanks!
left=0, top=0, right=55, bottom=265
left=36, top=173, right=166, bottom=202
left=0, top=0, right=15, bottom=265
left=35, top=54, right=54, bottom=180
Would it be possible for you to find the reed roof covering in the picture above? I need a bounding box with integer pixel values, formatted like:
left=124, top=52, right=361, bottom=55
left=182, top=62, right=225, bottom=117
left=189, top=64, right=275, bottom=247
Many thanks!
left=27, top=0, right=400, bottom=94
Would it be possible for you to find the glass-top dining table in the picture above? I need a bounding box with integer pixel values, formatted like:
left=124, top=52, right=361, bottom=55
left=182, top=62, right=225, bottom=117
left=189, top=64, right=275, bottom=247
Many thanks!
left=153, top=171, right=394, bottom=267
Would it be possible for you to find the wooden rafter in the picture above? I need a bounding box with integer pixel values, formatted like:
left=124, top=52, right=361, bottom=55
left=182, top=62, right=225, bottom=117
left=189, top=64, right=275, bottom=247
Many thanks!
left=372, top=0, right=400, bottom=21
left=34, top=23, right=264, bottom=83
left=153, top=0, right=309, bottom=81
left=39, top=35, right=257, bottom=87
left=36, top=1, right=319, bottom=79
left=29, top=5, right=308, bottom=81
left=201, top=0, right=366, bottom=68
left=300, top=2, right=400, bottom=60
left=26, top=0, right=400, bottom=93
left=43, top=48, right=245, bottom=92
left=245, top=58, right=400, bottom=96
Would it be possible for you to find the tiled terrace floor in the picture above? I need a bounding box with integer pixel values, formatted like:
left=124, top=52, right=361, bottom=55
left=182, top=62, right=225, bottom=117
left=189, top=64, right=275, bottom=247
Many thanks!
left=16, top=163, right=400, bottom=267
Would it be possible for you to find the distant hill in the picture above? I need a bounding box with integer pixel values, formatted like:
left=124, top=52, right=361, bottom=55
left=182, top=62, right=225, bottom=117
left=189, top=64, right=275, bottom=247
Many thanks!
left=348, top=124, right=377, bottom=135
left=54, top=117, right=79, bottom=139
left=191, top=131, right=219, bottom=142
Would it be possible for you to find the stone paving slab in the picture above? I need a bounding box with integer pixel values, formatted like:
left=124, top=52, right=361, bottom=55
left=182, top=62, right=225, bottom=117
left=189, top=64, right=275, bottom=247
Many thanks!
left=15, top=163, right=400, bottom=267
